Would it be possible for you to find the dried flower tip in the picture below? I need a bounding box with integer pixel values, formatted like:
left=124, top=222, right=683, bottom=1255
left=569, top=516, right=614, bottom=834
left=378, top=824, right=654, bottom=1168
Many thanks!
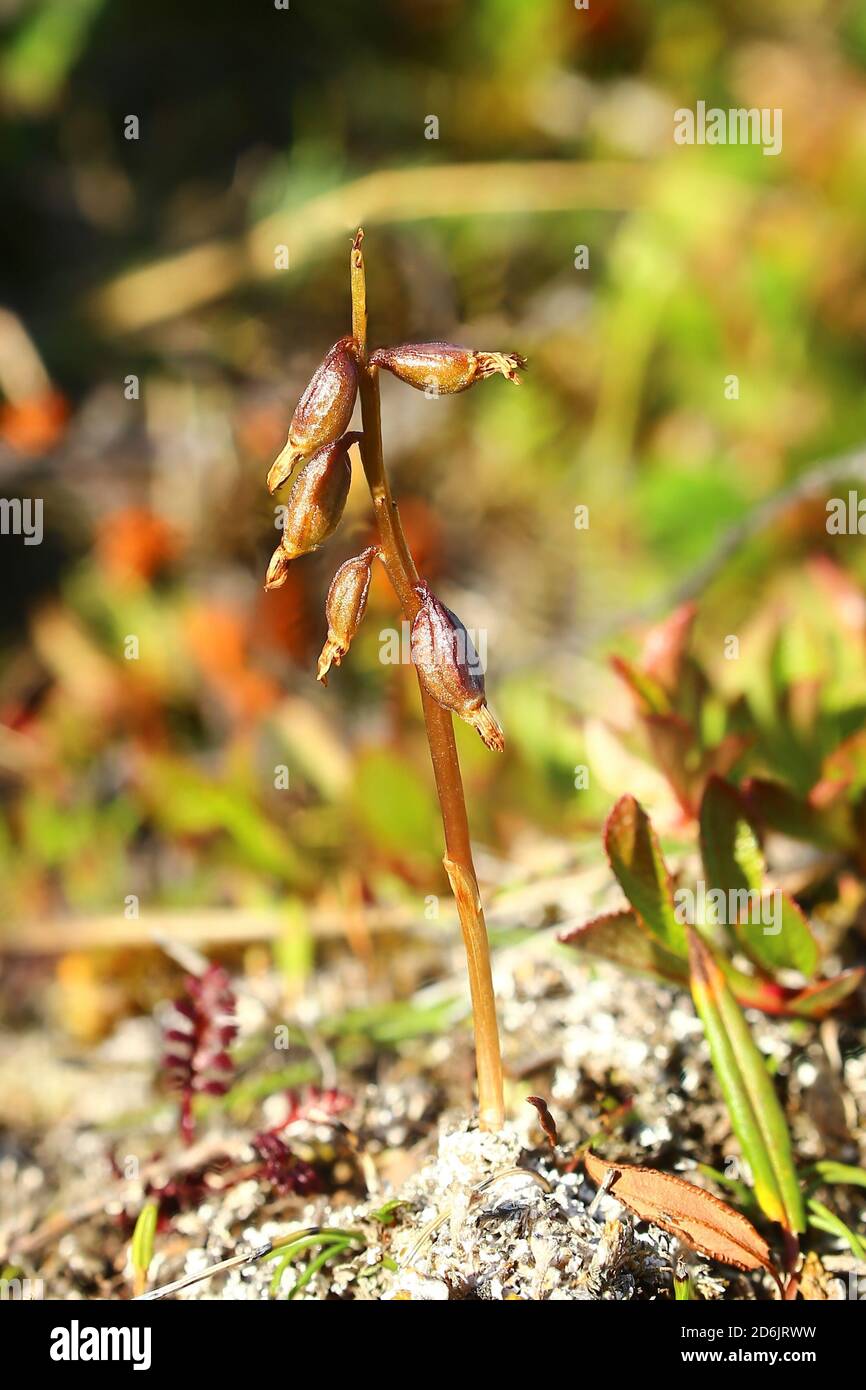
left=265, top=434, right=357, bottom=590
left=266, top=441, right=304, bottom=495
left=268, top=336, right=359, bottom=493
left=467, top=703, right=505, bottom=753
left=474, top=351, right=526, bottom=384
left=370, top=342, right=525, bottom=395
left=410, top=584, right=505, bottom=751
left=316, top=545, right=380, bottom=684
left=264, top=545, right=292, bottom=592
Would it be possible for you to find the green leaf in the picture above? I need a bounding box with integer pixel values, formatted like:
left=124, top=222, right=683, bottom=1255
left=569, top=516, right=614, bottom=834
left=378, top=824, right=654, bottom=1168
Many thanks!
left=323, top=997, right=459, bottom=1044
left=821, top=730, right=866, bottom=799
left=603, top=796, right=685, bottom=955
left=696, top=1164, right=756, bottom=1212
left=744, top=893, right=818, bottom=979
left=807, top=1200, right=866, bottom=1260
left=287, top=1240, right=352, bottom=1299
left=700, top=776, right=764, bottom=903
left=610, top=656, right=671, bottom=715
left=130, top=1201, right=158, bottom=1280
left=744, top=778, right=854, bottom=852
left=700, top=778, right=818, bottom=977
left=371, top=1199, right=409, bottom=1226
left=806, top=1161, right=866, bottom=1190
left=558, top=911, right=840, bottom=1020
left=352, top=749, right=440, bottom=862
left=688, top=929, right=804, bottom=1234
left=139, top=756, right=303, bottom=883
left=264, top=1230, right=363, bottom=1298
left=784, top=968, right=864, bottom=1019
left=558, top=910, right=689, bottom=985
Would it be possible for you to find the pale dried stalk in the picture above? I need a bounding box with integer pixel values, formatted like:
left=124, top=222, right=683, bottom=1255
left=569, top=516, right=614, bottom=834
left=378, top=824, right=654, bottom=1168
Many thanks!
left=349, top=229, right=504, bottom=1130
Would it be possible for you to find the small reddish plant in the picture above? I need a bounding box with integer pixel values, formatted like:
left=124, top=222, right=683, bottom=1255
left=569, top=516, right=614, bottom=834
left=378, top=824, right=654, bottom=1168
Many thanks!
left=162, top=963, right=238, bottom=1145
left=263, top=230, right=525, bottom=1129
left=561, top=784, right=863, bottom=1019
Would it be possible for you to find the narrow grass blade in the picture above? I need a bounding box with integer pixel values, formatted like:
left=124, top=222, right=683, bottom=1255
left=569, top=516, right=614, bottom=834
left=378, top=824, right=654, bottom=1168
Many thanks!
left=688, top=928, right=804, bottom=1234
left=287, top=1239, right=352, bottom=1299
left=806, top=1199, right=866, bottom=1260
left=804, top=1161, right=866, bottom=1190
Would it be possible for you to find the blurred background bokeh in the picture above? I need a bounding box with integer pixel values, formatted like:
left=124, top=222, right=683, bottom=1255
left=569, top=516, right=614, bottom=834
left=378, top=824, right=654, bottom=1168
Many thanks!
left=3, top=0, right=866, bottom=1031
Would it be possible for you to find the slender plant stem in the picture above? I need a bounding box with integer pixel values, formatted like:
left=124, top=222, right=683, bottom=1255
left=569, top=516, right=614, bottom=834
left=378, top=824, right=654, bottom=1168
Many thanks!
left=349, top=229, right=504, bottom=1130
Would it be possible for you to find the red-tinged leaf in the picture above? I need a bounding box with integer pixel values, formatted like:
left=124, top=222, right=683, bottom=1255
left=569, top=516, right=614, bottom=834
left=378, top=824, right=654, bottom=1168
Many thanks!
left=603, top=796, right=685, bottom=955
left=640, top=602, right=697, bottom=691
left=784, top=968, right=864, bottom=1019
left=820, top=730, right=866, bottom=800
left=717, top=961, right=791, bottom=1015
left=583, top=1151, right=779, bottom=1280
left=702, top=732, right=753, bottom=783
left=610, top=655, right=671, bottom=715
left=700, top=778, right=818, bottom=978
left=642, top=713, right=698, bottom=818
left=807, top=555, right=866, bottom=637
left=743, top=778, right=854, bottom=852
left=688, top=929, right=805, bottom=1234
left=558, top=909, right=689, bottom=981
left=559, top=909, right=846, bottom=1020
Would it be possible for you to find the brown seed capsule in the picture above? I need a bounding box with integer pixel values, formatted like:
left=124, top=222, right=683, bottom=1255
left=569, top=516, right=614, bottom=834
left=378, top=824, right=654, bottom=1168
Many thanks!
left=264, top=434, right=357, bottom=591
left=267, top=336, right=360, bottom=493
left=316, top=545, right=380, bottom=684
left=369, top=342, right=525, bottom=395
left=410, top=583, right=504, bottom=751
left=526, top=1095, right=558, bottom=1148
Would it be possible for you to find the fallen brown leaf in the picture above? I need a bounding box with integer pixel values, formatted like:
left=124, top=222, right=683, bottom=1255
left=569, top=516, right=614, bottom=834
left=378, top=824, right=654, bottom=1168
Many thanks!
left=584, top=1152, right=780, bottom=1283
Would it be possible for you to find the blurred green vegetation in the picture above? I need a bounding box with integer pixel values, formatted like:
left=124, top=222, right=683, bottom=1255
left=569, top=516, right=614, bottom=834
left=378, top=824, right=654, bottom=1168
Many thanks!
left=1, top=0, right=866, bottom=981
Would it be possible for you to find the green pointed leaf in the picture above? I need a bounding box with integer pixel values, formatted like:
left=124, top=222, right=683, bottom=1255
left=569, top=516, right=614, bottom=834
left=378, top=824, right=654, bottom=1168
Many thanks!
left=558, top=909, right=689, bottom=984
left=806, top=1161, right=866, bottom=1190
left=700, top=776, right=764, bottom=902
left=744, top=778, right=854, bottom=852
left=604, top=796, right=685, bottom=955
left=558, top=910, right=837, bottom=1020
left=785, top=968, right=864, bottom=1019
left=807, top=1200, right=866, bottom=1260
left=700, top=778, right=818, bottom=978
left=610, top=656, right=671, bottom=715
left=131, top=1201, right=158, bottom=1280
left=688, top=929, right=804, bottom=1235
